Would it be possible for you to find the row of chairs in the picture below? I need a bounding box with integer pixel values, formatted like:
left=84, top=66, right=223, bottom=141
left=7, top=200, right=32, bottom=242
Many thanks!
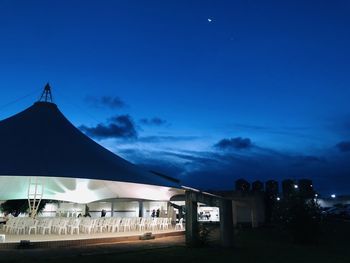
left=4, top=217, right=81, bottom=235
left=3, top=217, right=184, bottom=235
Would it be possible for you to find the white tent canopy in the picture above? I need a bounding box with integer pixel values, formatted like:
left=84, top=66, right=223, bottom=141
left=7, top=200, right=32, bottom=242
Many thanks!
left=0, top=176, right=182, bottom=203
left=0, top=87, right=184, bottom=202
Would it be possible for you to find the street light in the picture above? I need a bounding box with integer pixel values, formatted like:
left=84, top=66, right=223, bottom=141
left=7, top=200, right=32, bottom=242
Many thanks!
left=331, top=194, right=336, bottom=198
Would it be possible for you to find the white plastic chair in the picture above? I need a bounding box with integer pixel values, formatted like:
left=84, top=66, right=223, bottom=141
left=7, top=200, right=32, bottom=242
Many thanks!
left=108, top=217, right=121, bottom=232
left=27, top=219, right=39, bottom=234
left=120, top=218, right=131, bottom=232
left=161, top=218, right=169, bottom=230
left=168, top=217, right=173, bottom=229
left=67, top=218, right=80, bottom=234
left=149, top=218, right=158, bottom=231
left=83, top=218, right=96, bottom=234
left=94, top=218, right=108, bottom=233
left=13, top=219, right=26, bottom=235
left=175, top=218, right=184, bottom=230
left=56, top=219, right=68, bottom=235
left=3, top=218, right=16, bottom=233
left=41, top=219, right=53, bottom=235
left=137, top=218, right=146, bottom=231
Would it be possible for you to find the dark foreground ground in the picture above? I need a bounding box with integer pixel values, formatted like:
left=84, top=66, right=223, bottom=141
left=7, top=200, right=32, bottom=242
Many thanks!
left=1, top=219, right=349, bottom=263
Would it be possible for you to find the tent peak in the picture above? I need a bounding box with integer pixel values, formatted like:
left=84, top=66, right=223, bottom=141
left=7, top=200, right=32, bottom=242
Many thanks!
left=38, top=83, right=53, bottom=103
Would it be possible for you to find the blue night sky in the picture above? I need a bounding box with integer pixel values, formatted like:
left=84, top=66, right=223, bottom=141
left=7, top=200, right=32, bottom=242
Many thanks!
left=0, top=0, right=349, bottom=196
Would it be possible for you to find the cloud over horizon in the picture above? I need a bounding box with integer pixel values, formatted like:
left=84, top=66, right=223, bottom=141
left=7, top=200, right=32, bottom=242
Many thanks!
left=214, top=137, right=252, bottom=150
left=113, top=136, right=349, bottom=195
left=336, top=141, right=350, bottom=152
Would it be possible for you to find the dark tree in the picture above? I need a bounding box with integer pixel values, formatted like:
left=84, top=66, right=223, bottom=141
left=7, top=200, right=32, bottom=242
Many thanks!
left=298, top=179, right=315, bottom=198
left=0, top=199, right=55, bottom=217
left=0, top=200, right=28, bottom=217
left=274, top=195, right=321, bottom=244
left=264, top=180, right=279, bottom=224
left=252, top=180, right=264, bottom=192
left=235, top=178, right=250, bottom=192
left=282, top=179, right=296, bottom=198
left=265, top=180, right=279, bottom=196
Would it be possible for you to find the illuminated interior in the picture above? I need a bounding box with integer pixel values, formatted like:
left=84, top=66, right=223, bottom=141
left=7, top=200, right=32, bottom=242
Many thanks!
left=0, top=176, right=184, bottom=203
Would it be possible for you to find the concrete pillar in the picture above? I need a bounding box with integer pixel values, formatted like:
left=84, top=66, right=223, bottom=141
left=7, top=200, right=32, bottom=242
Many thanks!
left=232, top=201, right=238, bottom=227
left=251, top=198, right=258, bottom=228
left=178, top=206, right=183, bottom=221
left=81, top=204, right=86, bottom=216
left=166, top=202, right=172, bottom=220
left=111, top=201, right=114, bottom=217
left=185, top=191, right=199, bottom=247
left=139, top=201, right=144, bottom=217
left=220, top=199, right=234, bottom=248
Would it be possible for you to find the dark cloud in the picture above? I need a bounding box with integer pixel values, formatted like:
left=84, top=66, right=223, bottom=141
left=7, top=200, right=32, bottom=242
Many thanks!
left=139, top=117, right=167, bottom=126
left=85, top=96, right=126, bottom=109
left=138, top=136, right=197, bottom=143
left=231, top=123, right=269, bottom=131
left=336, top=141, right=350, bottom=152
left=214, top=137, right=252, bottom=150
left=298, top=155, right=325, bottom=163
left=79, top=115, right=137, bottom=139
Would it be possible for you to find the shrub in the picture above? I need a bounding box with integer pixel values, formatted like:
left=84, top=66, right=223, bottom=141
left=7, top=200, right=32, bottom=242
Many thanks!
left=0, top=199, right=56, bottom=217
left=198, top=223, right=212, bottom=246
left=273, top=195, right=321, bottom=244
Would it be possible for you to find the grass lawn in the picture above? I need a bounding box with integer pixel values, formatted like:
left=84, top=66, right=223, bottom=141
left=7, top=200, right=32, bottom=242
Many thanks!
left=231, top=219, right=350, bottom=263
left=3, top=219, right=350, bottom=263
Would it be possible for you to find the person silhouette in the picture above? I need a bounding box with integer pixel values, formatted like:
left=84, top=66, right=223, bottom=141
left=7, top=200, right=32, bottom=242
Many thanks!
left=101, top=209, right=106, bottom=217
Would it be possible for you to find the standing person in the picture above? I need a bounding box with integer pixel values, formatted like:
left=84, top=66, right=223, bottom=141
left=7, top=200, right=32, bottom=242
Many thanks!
left=101, top=209, right=106, bottom=217
left=156, top=209, right=160, bottom=218
left=151, top=209, right=156, bottom=218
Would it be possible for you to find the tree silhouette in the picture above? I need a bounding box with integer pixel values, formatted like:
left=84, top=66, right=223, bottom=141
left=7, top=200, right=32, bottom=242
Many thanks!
left=0, top=199, right=55, bottom=217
